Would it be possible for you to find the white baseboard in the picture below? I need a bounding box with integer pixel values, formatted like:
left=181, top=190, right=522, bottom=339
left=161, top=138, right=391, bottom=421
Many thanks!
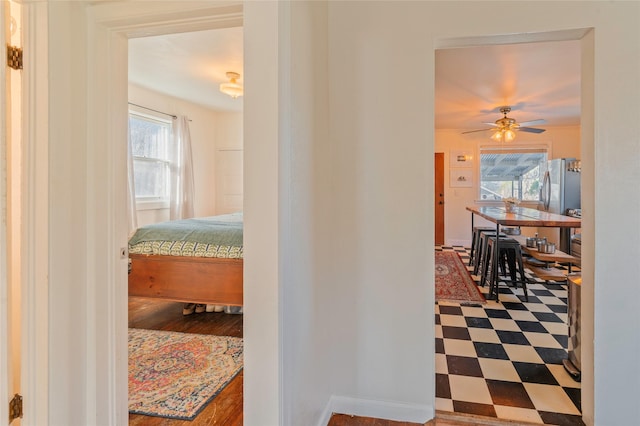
left=447, top=239, right=471, bottom=247
left=318, top=395, right=434, bottom=425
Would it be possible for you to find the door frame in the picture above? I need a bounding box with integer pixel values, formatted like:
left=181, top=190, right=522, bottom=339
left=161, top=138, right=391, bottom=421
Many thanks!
left=88, top=4, right=245, bottom=424
left=434, top=152, right=445, bottom=245
left=0, top=1, right=10, bottom=421
left=82, top=2, right=282, bottom=425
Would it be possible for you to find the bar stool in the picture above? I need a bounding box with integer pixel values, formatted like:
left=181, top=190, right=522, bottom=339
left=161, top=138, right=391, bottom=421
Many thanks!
left=474, top=229, right=506, bottom=277
left=469, top=226, right=495, bottom=267
left=481, top=236, right=528, bottom=302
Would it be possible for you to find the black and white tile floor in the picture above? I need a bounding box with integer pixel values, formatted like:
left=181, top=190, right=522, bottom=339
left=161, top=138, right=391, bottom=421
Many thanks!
left=435, top=246, right=584, bottom=425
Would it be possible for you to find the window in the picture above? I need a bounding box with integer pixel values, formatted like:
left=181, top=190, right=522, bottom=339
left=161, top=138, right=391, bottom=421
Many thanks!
left=479, top=146, right=548, bottom=202
left=129, top=112, right=172, bottom=203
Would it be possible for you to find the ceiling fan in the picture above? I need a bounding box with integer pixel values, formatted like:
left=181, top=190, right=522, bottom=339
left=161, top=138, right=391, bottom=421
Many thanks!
left=462, top=106, right=546, bottom=142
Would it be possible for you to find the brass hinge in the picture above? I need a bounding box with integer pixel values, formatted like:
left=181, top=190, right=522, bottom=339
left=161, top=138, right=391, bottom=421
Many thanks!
left=9, top=393, right=23, bottom=423
left=7, top=45, right=23, bottom=70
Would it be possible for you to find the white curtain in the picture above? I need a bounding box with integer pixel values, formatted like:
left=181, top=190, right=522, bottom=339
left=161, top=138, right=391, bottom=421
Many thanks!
left=170, top=116, right=195, bottom=220
left=126, top=131, right=138, bottom=237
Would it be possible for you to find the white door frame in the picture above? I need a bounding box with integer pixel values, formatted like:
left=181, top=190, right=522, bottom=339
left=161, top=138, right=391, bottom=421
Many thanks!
left=87, top=4, right=244, bottom=424
left=1, top=2, right=52, bottom=425
left=83, top=2, right=284, bottom=425
left=0, top=2, right=10, bottom=420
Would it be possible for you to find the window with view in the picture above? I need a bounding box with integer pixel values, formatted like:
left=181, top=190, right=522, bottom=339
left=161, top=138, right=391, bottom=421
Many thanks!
left=129, top=112, right=173, bottom=202
left=479, top=147, right=548, bottom=202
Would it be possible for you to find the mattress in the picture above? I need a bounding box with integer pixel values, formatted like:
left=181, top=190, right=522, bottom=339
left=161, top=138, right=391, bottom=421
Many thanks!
left=128, top=213, right=243, bottom=258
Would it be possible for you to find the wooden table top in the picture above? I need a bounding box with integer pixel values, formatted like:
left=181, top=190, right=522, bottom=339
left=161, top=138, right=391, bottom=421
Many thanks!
left=466, top=205, right=582, bottom=228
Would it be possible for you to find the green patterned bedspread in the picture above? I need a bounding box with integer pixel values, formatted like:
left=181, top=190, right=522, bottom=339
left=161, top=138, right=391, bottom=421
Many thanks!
left=128, top=213, right=243, bottom=258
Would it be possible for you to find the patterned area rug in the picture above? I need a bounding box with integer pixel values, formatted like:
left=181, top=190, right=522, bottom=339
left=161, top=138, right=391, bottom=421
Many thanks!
left=435, top=251, right=486, bottom=305
left=128, top=328, right=243, bottom=420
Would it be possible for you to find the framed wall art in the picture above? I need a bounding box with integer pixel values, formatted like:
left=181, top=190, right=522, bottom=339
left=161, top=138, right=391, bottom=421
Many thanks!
left=450, top=169, right=473, bottom=188
left=450, top=149, right=473, bottom=168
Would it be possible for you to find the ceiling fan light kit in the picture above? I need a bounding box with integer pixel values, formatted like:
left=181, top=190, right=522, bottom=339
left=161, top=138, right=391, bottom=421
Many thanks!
left=463, top=105, right=546, bottom=141
left=220, top=71, right=243, bottom=99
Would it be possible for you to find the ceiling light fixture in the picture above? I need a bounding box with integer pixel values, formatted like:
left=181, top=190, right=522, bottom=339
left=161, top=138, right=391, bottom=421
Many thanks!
left=490, top=107, right=518, bottom=142
left=491, top=127, right=516, bottom=142
left=219, top=71, right=243, bottom=99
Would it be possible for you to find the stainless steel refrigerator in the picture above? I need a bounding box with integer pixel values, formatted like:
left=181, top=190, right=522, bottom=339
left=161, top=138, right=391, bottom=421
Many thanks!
left=538, top=158, right=581, bottom=252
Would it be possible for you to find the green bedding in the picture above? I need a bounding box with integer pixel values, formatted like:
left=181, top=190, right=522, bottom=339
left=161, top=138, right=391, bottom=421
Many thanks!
left=128, top=213, right=243, bottom=258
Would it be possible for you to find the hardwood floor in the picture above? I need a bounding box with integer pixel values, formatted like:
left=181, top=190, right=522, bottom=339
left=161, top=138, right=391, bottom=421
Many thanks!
left=128, top=297, right=243, bottom=426
left=327, top=412, right=539, bottom=426
left=328, top=414, right=423, bottom=426
left=129, top=299, right=530, bottom=426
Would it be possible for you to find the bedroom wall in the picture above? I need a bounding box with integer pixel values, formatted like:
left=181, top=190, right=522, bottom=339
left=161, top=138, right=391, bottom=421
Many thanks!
left=128, top=83, right=243, bottom=227
left=435, top=126, right=581, bottom=246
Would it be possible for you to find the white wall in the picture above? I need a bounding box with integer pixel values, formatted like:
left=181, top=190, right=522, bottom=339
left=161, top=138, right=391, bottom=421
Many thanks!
left=128, top=83, right=242, bottom=226
left=215, top=112, right=243, bottom=214
left=328, top=2, right=434, bottom=420
left=243, top=1, right=280, bottom=424
left=48, top=2, right=89, bottom=423
left=38, top=1, right=640, bottom=425
left=436, top=126, right=581, bottom=246
left=324, top=2, right=639, bottom=425
left=279, top=2, right=347, bottom=424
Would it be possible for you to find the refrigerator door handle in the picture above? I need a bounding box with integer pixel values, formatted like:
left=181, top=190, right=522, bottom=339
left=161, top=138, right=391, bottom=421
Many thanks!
left=541, top=171, right=551, bottom=211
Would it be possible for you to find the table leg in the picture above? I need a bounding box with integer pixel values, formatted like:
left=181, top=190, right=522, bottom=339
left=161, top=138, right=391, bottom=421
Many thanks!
left=491, top=223, right=500, bottom=301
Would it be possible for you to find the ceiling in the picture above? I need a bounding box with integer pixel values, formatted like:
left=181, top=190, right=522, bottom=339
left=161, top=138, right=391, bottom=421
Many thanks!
left=128, top=30, right=581, bottom=128
left=436, top=39, right=581, bottom=131
left=128, top=26, right=244, bottom=113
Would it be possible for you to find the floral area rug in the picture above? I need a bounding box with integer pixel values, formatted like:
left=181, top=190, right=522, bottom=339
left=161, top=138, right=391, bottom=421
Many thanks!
left=128, top=328, right=243, bottom=420
left=435, top=251, right=486, bottom=305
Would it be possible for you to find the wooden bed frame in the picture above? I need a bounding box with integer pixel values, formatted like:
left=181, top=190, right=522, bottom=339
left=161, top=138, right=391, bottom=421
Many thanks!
left=128, top=253, right=243, bottom=306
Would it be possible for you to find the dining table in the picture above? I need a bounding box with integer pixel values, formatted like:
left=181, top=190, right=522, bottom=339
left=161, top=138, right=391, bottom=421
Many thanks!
left=466, top=205, right=581, bottom=299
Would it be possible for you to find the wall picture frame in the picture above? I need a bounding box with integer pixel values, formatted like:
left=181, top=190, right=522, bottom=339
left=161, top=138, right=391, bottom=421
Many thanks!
left=450, top=149, right=473, bottom=168
left=450, top=169, right=473, bottom=187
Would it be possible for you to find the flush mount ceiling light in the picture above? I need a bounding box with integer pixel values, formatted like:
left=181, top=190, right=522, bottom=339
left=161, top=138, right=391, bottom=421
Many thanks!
left=219, top=71, right=243, bottom=99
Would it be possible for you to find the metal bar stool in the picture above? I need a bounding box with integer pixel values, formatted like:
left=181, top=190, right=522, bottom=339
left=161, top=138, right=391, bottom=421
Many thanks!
left=482, top=236, right=528, bottom=302
left=469, top=226, right=495, bottom=268
left=474, top=229, right=506, bottom=277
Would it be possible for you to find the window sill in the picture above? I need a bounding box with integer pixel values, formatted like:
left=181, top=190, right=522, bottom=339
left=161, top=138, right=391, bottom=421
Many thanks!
left=136, top=200, right=169, bottom=211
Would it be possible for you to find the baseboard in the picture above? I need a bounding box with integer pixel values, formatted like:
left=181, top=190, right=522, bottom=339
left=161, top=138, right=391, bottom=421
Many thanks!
left=319, top=395, right=434, bottom=425
left=447, top=239, right=471, bottom=247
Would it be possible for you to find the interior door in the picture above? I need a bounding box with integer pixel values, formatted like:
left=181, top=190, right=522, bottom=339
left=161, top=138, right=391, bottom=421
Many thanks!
left=435, top=153, right=445, bottom=245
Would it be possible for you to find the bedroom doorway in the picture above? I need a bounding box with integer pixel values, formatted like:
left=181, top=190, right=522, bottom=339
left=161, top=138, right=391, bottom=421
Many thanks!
left=126, top=20, right=245, bottom=426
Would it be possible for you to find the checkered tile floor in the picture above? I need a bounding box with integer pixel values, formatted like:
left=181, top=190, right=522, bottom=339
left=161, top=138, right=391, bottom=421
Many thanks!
left=436, top=246, right=584, bottom=425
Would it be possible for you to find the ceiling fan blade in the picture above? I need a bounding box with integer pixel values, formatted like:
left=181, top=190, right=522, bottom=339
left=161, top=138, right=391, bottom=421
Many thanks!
left=518, top=127, right=546, bottom=134
left=518, top=119, right=546, bottom=127
left=462, top=128, right=492, bottom=134
left=482, top=122, right=498, bottom=127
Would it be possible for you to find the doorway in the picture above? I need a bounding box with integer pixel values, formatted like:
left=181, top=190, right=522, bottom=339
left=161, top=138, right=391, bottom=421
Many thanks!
left=126, top=26, right=244, bottom=424
left=434, top=32, right=589, bottom=424
left=435, top=153, right=445, bottom=246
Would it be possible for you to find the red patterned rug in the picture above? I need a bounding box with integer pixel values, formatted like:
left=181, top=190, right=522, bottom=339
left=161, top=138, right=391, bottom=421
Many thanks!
left=128, top=328, right=243, bottom=420
left=435, top=251, right=486, bottom=305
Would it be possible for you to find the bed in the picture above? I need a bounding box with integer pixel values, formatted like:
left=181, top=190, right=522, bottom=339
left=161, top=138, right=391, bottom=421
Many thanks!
left=127, top=213, right=243, bottom=306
